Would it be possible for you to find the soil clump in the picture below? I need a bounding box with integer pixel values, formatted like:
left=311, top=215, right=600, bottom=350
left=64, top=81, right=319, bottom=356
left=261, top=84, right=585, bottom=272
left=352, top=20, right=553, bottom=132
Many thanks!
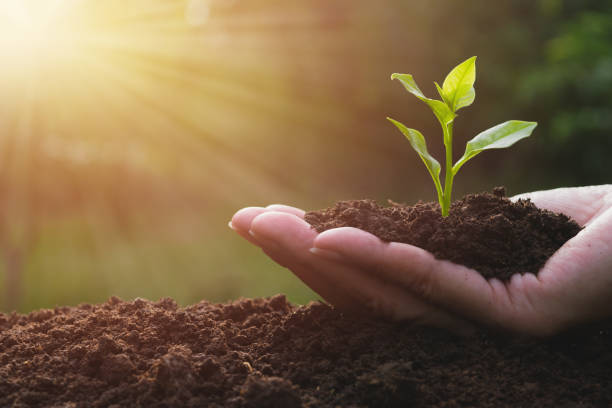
left=305, top=187, right=582, bottom=280
left=1, top=296, right=611, bottom=407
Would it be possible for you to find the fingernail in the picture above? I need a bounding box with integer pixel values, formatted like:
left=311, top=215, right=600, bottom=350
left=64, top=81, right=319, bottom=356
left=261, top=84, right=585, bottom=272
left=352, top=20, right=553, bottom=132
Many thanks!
left=309, top=247, right=345, bottom=262
left=228, top=221, right=237, bottom=231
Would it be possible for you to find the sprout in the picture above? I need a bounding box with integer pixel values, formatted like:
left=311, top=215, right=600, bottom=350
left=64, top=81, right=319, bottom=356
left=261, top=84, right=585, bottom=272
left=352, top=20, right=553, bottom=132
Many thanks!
left=387, top=56, right=537, bottom=217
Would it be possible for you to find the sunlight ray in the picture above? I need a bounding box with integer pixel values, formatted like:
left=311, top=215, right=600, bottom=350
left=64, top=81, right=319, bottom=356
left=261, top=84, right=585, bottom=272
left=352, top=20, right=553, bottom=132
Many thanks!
left=86, top=45, right=351, bottom=137
left=64, top=53, right=292, bottom=204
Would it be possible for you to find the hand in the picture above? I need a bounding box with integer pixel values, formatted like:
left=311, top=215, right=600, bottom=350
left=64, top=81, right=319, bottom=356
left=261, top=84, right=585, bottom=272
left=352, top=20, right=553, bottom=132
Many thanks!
left=230, top=185, right=612, bottom=336
left=230, top=204, right=472, bottom=333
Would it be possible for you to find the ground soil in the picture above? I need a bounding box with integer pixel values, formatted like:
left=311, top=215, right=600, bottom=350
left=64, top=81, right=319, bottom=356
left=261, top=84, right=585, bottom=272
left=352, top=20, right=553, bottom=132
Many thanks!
left=1, top=296, right=611, bottom=407
left=304, top=187, right=582, bottom=280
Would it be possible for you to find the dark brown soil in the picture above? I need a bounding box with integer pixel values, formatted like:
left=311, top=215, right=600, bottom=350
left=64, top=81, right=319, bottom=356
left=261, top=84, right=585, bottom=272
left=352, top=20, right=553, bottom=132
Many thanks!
left=304, top=187, right=582, bottom=280
left=1, top=296, right=611, bottom=407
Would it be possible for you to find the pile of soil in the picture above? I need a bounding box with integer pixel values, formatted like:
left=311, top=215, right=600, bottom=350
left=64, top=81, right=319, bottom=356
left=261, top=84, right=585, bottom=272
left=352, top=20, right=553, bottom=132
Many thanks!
left=305, top=187, right=582, bottom=280
left=1, top=296, right=611, bottom=407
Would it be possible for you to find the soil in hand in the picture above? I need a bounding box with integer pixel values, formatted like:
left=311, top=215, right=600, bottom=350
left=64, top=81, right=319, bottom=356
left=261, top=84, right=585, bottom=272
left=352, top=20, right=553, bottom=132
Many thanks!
left=1, top=296, right=611, bottom=407
left=305, top=187, right=582, bottom=280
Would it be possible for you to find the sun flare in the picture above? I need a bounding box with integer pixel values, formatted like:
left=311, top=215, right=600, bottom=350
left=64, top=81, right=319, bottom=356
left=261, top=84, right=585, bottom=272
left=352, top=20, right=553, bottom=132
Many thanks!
left=0, top=0, right=77, bottom=72
left=0, top=0, right=301, bottom=202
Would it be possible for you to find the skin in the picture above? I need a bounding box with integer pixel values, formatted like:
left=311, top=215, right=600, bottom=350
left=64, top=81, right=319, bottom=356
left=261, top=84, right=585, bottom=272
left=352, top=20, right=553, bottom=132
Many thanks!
left=230, top=186, right=612, bottom=336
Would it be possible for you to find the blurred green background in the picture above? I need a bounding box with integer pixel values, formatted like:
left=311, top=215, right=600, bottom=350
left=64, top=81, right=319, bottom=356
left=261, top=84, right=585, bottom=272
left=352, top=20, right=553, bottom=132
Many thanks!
left=0, top=0, right=610, bottom=312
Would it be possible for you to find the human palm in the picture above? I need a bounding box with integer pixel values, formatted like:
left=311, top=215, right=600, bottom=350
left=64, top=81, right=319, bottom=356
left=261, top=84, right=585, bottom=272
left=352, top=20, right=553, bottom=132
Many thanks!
left=230, top=186, right=612, bottom=336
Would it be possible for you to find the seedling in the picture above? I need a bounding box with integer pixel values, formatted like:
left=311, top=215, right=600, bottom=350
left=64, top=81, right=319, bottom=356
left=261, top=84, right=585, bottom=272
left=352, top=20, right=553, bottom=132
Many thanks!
left=387, top=56, right=537, bottom=217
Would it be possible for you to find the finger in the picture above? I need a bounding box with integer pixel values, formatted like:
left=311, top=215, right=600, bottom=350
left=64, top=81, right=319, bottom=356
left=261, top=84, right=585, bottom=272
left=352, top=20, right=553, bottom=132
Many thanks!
left=265, top=204, right=305, bottom=218
left=230, top=205, right=307, bottom=246
left=230, top=207, right=267, bottom=245
left=249, top=211, right=366, bottom=310
left=249, top=211, right=315, bottom=252
left=511, top=185, right=612, bottom=226
left=312, top=227, right=507, bottom=328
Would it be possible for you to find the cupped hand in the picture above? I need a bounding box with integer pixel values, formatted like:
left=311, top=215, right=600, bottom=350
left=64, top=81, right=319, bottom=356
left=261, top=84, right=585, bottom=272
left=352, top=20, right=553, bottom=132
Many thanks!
left=230, top=185, right=612, bottom=336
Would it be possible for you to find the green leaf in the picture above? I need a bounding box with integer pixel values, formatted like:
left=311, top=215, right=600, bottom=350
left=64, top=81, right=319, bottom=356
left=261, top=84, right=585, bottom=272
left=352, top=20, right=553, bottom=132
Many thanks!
left=387, top=117, right=443, bottom=198
left=391, top=73, right=456, bottom=128
left=441, top=56, right=477, bottom=112
left=434, top=81, right=451, bottom=107
left=453, top=120, right=537, bottom=174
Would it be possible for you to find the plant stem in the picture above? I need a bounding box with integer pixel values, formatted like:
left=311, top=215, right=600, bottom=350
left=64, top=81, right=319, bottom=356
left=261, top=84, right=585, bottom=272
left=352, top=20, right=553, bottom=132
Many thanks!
left=441, top=123, right=454, bottom=217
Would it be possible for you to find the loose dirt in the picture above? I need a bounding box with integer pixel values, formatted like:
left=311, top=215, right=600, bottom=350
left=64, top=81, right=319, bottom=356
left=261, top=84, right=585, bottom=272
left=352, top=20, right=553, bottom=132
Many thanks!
left=1, top=296, right=611, bottom=407
left=305, top=187, right=582, bottom=280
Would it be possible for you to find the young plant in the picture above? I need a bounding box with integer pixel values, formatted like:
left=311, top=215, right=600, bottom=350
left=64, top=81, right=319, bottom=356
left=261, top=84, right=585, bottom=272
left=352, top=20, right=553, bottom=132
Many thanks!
left=387, top=56, right=537, bottom=217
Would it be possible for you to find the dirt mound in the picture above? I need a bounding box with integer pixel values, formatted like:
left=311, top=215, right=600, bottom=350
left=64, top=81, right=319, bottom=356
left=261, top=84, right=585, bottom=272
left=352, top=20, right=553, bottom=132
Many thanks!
left=1, top=296, right=611, bottom=407
left=305, top=188, right=582, bottom=280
